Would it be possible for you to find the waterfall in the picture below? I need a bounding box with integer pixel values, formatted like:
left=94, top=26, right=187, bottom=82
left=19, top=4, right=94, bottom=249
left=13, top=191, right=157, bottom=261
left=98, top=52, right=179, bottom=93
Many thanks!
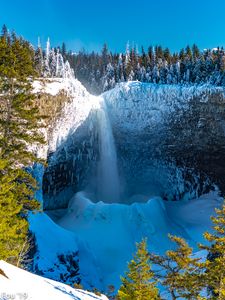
left=97, top=97, right=120, bottom=202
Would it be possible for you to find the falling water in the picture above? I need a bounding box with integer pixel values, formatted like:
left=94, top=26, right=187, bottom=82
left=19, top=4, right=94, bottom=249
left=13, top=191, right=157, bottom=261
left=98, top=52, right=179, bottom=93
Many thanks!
left=97, top=97, right=120, bottom=202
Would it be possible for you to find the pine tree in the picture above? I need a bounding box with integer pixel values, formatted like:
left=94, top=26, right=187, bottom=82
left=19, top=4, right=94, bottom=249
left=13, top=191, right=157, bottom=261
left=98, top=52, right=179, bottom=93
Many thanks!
left=185, top=45, right=193, bottom=60
left=125, top=42, right=132, bottom=80
left=192, top=44, right=200, bottom=61
left=0, top=159, right=30, bottom=266
left=0, top=27, right=45, bottom=266
left=1, top=24, right=8, bottom=41
left=200, top=202, right=225, bottom=299
left=163, top=48, right=171, bottom=62
left=155, top=45, right=163, bottom=60
left=43, top=38, right=51, bottom=76
left=34, top=38, right=43, bottom=76
left=0, top=32, right=44, bottom=166
left=49, top=48, right=57, bottom=77
left=148, top=46, right=154, bottom=65
left=61, top=42, right=67, bottom=58
left=102, top=43, right=109, bottom=68
left=117, top=239, right=160, bottom=300
left=149, top=235, right=204, bottom=299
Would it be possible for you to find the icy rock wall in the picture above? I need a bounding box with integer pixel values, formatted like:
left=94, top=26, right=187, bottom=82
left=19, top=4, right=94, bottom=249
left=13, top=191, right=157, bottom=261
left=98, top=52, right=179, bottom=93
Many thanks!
left=101, top=82, right=225, bottom=201
left=43, top=81, right=225, bottom=209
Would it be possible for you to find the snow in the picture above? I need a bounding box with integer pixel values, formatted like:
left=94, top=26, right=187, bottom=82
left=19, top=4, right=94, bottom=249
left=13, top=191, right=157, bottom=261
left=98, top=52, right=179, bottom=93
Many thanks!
left=33, top=78, right=82, bottom=97
left=41, top=190, right=222, bottom=290
left=0, top=260, right=108, bottom=300
left=164, top=190, right=222, bottom=243
left=29, top=212, right=78, bottom=274
left=103, top=81, right=224, bottom=132
left=32, top=77, right=100, bottom=161
left=33, top=78, right=100, bottom=156
left=33, top=80, right=63, bottom=96
left=30, top=210, right=105, bottom=289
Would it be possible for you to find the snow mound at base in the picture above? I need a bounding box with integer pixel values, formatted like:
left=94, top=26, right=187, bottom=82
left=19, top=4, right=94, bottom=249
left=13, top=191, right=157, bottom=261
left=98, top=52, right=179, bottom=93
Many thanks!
left=55, top=190, right=222, bottom=289
left=0, top=260, right=108, bottom=300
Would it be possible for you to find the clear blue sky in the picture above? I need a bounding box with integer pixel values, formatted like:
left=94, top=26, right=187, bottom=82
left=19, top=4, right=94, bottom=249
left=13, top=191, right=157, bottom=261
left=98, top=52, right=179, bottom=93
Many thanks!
left=1, top=0, right=225, bottom=53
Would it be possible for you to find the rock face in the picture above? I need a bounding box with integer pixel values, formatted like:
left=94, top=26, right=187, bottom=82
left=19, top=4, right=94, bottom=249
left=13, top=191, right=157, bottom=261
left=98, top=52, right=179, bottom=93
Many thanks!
left=105, top=83, right=225, bottom=202
left=42, top=81, right=225, bottom=209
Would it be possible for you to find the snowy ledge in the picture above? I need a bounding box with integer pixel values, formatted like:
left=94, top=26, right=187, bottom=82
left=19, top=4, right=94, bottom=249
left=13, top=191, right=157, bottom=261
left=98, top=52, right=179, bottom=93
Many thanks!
left=0, top=260, right=108, bottom=300
left=33, top=77, right=90, bottom=98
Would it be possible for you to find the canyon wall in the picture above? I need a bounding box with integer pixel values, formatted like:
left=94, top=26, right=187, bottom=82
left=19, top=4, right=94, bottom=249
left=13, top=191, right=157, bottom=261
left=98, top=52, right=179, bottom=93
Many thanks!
left=41, top=81, right=225, bottom=209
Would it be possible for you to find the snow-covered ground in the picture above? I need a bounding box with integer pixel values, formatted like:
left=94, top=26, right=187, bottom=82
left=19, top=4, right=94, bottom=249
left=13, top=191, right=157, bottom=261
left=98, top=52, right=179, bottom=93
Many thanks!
left=103, top=81, right=224, bottom=132
left=57, top=191, right=222, bottom=288
left=0, top=260, right=108, bottom=300
left=30, top=190, right=222, bottom=291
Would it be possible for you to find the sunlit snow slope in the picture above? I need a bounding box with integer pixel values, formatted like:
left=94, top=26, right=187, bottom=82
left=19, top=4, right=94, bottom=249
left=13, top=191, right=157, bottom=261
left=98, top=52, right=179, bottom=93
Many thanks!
left=0, top=260, right=108, bottom=300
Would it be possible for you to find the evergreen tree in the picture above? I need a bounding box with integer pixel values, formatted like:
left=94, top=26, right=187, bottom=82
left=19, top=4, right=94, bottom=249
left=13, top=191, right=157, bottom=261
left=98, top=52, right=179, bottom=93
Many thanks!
left=163, top=47, right=171, bottom=62
left=148, top=46, right=154, bottom=65
left=0, top=27, right=45, bottom=266
left=155, top=45, right=163, bottom=60
left=1, top=24, right=8, bottom=41
left=149, top=235, right=204, bottom=300
left=145, top=201, right=225, bottom=300
left=200, top=202, right=225, bottom=299
left=43, top=38, right=51, bottom=76
left=102, top=43, right=109, bottom=69
left=124, top=41, right=132, bottom=80
left=192, top=44, right=200, bottom=61
left=0, top=159, right=30, bottom=266
left=117, top=239, right=160, bottom=300
left=61, top=42, right=67, bottom=58
left=49, top=48, right=57, bottom=77
left=185, top=45, right=193, bottom=60
left=34, top=38, right=43, bottom=76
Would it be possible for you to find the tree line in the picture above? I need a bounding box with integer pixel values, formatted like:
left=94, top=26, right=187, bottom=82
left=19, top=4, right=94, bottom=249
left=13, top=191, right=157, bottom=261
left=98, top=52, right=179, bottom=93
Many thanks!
left=60, top=42, right=225, bottom=94
left=34, top=38, right=225, bottom=95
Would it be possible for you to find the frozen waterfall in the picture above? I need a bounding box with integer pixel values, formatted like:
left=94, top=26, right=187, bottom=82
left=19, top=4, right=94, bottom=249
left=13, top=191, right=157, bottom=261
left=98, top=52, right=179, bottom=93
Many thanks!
left=97, top=97, right=120, bottom=202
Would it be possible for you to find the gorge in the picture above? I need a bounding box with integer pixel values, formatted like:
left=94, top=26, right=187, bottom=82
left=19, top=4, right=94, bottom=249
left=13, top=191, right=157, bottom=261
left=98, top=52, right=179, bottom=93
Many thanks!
left=29, top=77, right=224, bottom=292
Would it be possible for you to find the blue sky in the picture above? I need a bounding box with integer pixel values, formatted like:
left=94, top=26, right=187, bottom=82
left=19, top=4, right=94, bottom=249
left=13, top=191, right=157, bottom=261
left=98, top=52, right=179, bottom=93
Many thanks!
left=1, top=0, right=225, bottom=53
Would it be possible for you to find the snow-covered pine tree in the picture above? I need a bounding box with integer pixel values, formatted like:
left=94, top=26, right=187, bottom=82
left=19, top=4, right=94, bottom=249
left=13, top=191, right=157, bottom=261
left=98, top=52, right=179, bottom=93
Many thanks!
left=43, top=37, right=51, bottom=77
left=34, top=38, right=44, bottom=76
